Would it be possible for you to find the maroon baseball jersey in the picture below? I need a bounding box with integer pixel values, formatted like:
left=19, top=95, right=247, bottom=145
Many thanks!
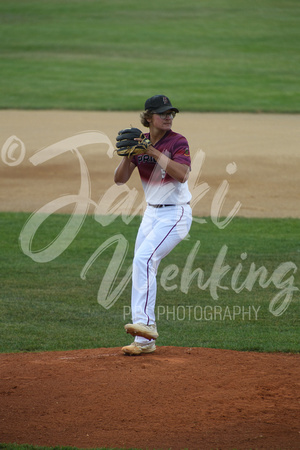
left=132, top=130, right=192, bottom=205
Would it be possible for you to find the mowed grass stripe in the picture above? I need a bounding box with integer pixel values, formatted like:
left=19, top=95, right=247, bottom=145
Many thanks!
left=0, top=0, right=299, bottom=111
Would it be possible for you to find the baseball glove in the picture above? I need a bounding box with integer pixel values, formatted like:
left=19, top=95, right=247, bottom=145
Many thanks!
left=116, top=127, right=151, bottom=157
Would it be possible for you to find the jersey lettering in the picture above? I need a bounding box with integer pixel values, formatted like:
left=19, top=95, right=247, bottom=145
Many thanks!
left=137, top=154, right=156, bottom=164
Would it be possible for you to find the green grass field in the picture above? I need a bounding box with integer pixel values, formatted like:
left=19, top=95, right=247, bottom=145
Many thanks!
left=1, top=212, right=299, bottom=354
left=0, top=0, right=299, bottom=112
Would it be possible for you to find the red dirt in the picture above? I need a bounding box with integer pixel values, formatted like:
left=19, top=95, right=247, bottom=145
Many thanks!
left=0, top=346, right=299, bottom=450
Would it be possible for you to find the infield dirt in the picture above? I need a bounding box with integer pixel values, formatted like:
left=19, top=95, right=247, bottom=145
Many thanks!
left=0, top=111, right=299, bottom=449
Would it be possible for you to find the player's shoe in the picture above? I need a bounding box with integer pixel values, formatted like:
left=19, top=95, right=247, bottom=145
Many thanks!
left=124, top=323, right=159, bottom=340
left=122, top=341, right=156, bottom=355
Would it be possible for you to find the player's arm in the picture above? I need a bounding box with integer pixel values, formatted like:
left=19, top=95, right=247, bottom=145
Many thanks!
left=147, top=146, right=190, bottom=183
left=114, top=156, right=136, bottom=185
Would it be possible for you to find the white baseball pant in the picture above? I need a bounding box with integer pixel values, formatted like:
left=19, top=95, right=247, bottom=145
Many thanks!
left=131, top=203, right=192, bottom=344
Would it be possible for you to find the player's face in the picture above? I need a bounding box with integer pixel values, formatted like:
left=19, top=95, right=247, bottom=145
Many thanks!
left=150, top=111, right=175, bottom=131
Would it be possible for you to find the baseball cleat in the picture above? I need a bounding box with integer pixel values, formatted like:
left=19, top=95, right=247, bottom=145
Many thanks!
left=122, top=341, right=156, bottom=355
left=124, top=323, right=159, bottom=340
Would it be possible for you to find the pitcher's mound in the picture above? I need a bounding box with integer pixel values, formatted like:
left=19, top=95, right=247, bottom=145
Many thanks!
left=0, top=346, right=299, bottom=449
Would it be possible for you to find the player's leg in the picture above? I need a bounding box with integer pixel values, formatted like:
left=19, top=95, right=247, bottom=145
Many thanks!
left=130, top=204, right=192, bottom=343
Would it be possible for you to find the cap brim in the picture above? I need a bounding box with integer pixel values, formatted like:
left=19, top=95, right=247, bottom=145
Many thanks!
left=153, top=106, right=179, bottom=113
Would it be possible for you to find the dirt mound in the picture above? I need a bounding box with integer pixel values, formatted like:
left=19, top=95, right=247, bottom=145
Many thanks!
left=0, top=346, right=299, bottom=449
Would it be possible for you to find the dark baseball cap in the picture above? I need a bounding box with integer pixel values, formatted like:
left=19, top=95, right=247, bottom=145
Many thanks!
left=144, top=95, right=179, bottom=114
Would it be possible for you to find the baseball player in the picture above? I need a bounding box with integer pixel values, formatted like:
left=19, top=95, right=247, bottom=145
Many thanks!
left=114, top=95, right=192, bottom=355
